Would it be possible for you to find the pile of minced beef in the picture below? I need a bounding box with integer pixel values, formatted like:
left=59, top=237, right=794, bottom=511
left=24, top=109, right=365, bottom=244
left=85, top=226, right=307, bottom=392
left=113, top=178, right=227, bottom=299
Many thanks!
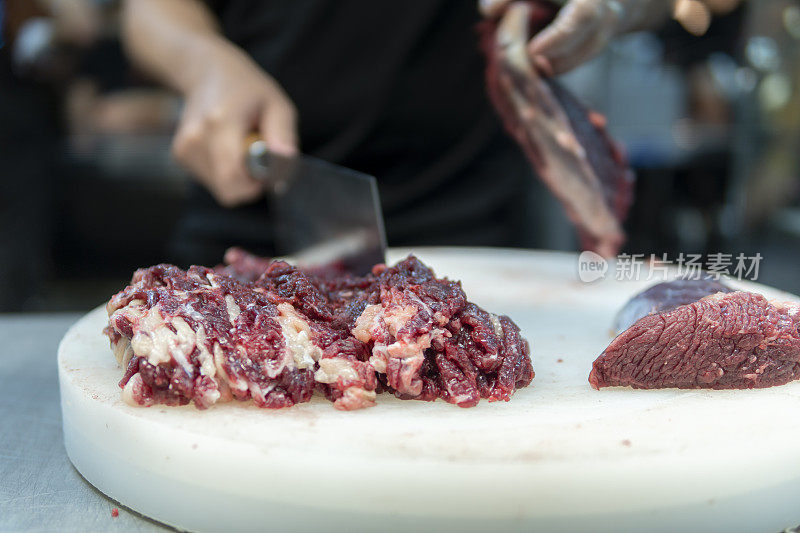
left=105, top=249, right=533, bottom=411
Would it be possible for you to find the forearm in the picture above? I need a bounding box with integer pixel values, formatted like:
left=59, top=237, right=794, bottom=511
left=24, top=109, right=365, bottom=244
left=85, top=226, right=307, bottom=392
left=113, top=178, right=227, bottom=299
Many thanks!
left=124, top=0, right=298, bottom=207
left=121, top=0, right=235, bottom=94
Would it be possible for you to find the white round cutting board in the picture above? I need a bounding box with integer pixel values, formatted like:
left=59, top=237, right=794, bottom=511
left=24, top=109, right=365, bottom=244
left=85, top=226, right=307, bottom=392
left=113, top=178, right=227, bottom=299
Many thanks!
left=59, top=247, right=800, bottom=532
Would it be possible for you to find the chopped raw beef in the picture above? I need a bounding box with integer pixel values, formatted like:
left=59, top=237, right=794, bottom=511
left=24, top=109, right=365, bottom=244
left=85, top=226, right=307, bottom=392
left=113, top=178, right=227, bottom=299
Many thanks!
left=350, top=256, right=534, bottom=406
left=106, top=264, right=376, bottom=410
left=479, top=0, right=634, bottom=257
left=105, top=251, right=533, bottom=410
left=217, top=246, right=354, bottom=284
left=612, top=278, right=734, bottom=333
left=590, top=288, right=800, bottom=390
left=215, top=247, right=274, bottom=283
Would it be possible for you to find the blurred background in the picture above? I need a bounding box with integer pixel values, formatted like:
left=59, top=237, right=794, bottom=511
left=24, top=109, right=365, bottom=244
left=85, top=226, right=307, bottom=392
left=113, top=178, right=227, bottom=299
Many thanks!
left=1, top=0, right=799, bottom=312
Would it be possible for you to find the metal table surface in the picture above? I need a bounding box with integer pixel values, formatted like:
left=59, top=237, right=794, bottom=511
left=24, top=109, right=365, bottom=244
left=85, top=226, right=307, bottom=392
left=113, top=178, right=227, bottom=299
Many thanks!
left=0, top=312, right=170, bottom=532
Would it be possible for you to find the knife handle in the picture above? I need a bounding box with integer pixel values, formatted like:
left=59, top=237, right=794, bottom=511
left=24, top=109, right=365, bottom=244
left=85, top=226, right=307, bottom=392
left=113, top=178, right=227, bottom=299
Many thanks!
left=245, top=134, right=293, bottom=194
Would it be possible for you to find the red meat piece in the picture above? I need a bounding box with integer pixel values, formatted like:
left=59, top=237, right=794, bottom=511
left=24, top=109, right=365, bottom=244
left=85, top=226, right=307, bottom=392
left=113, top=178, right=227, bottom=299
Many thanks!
left=479, top=0, right=634, bottom=257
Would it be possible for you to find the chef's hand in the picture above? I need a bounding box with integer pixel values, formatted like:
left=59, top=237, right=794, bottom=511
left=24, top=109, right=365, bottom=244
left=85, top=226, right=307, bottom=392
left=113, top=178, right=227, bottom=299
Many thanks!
left=480, top=0, right=669, bottom=75
left=172, top=40, right=298, bottom=207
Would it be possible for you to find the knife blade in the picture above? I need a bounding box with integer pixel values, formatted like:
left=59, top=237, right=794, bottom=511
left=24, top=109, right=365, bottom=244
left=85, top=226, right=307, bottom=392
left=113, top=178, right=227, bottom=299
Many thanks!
left=246, top=139, right=387, bottom=275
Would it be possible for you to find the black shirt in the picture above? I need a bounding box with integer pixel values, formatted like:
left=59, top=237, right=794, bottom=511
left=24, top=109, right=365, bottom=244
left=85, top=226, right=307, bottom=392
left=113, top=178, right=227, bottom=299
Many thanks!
left=174, top=0, right=533, bottom=264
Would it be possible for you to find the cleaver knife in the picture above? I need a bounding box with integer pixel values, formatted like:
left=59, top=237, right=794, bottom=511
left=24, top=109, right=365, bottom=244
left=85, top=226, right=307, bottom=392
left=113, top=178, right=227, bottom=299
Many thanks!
left=246, top=139, right=387, bottom=275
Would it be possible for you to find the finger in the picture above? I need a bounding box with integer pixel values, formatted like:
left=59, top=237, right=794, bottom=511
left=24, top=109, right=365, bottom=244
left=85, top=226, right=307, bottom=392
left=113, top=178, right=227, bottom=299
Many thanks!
left=529, top=28, right=598, bottom=76
left=528, top=0, right=601, bottom=60
left=172, top=116, right=215, bottom=190
left=209, top=125, right=262, bottom=207
left=537, top=22, right=615, bottom=75
left=673, top=0, right=711, bottom=36
left=532, top=54, right=555, bottom=77
left=259, top=97, right=298, bottom=157
left=479, top=0, right=512, bottom=18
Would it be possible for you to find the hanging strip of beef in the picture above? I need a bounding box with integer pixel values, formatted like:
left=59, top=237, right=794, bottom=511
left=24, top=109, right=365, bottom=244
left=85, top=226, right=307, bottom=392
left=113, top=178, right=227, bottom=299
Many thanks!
left=479, top=0, right=634, bottom=257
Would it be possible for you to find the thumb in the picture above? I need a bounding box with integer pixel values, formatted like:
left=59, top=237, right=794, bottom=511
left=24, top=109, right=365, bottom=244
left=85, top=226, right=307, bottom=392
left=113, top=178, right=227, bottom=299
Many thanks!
left=260, top=97, right=299, bottom=156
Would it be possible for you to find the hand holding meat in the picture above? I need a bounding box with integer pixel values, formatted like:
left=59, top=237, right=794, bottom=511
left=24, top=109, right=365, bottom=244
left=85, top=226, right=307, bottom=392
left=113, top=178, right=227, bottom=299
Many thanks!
left=527, top=0, right=669, bottom=74
left=479, top=1, right=635, bottom=257
left=481, top=0, right=669, bottom=74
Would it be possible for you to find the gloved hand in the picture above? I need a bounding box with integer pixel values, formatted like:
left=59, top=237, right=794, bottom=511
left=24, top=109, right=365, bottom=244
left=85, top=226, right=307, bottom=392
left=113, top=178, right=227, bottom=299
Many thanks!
left=480, top=0, right=670, bottom=74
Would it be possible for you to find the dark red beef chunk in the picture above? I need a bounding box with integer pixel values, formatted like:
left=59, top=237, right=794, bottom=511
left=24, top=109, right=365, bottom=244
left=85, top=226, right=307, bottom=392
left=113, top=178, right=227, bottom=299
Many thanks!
left=255, top=260, right=336, bottom=322
left=591, top=291, right=800, bottom=390
left=613, top=278, right=734, bottom=333
left=351, top=256, right=533, bottom=406
left=215, top=247, right=275, bottom=283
